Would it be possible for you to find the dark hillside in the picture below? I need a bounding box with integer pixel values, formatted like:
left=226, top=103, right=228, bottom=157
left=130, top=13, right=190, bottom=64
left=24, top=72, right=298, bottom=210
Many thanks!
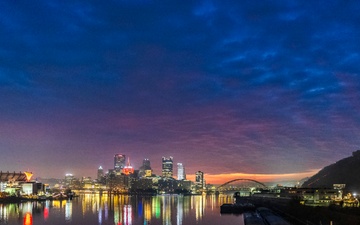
left=302, top=150, right=360, bottom=192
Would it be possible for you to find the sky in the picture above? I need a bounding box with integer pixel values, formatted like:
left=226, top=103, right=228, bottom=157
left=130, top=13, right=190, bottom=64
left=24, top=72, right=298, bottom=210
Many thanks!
left=1, top=1, right=360, bottom=184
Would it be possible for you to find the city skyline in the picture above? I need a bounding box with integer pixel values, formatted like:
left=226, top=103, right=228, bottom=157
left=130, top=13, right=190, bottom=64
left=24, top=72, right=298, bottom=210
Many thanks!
left=1, top=1, right=360, bottom=184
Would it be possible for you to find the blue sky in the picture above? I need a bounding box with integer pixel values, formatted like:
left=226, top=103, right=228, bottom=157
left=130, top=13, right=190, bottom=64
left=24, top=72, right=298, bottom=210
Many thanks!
left=1, top=1, right=359, bottom=182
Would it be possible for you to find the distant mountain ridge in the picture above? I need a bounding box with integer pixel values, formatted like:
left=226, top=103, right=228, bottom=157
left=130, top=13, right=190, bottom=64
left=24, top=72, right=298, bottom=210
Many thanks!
left=302, top=150, right=360, bottom=192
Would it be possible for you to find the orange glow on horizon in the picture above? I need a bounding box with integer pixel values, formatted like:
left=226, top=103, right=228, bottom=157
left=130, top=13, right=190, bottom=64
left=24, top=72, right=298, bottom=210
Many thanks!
left=186, top=169, right=320, bottom=185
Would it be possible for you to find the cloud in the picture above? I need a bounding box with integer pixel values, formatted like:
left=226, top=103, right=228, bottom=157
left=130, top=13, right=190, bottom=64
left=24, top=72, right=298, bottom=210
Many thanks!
left=0, top=0, right=359, bottom=179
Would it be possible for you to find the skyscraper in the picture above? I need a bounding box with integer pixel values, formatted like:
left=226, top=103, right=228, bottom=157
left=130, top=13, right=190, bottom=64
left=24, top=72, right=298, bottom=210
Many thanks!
left=114, top=154, right=126, bottom=171
left=162, top=156, right=173, bottom=178
left=177, top=163, right=185, bottom=180
left=139, top=158, right=152, bottom=177
left=122, top=157, right=134, bottom=175
left=97, top=166, right=104, bottom=180
left=195, top=171, right=205, bottom=189
left=142, top=158, right=151, bottom=170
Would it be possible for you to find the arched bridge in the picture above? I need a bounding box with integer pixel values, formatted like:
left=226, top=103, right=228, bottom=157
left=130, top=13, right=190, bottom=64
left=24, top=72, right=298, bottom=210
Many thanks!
left=217, top=178, right=268, bottom=191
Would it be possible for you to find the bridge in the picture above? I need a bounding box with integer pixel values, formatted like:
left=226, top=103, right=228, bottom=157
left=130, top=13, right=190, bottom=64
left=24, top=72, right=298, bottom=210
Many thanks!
left=216, top=178, right=268, bottom=195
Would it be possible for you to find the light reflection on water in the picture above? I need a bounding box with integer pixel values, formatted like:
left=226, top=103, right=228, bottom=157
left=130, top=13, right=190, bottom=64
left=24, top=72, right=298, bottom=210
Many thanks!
left=0, top=194, right=243, bottom=225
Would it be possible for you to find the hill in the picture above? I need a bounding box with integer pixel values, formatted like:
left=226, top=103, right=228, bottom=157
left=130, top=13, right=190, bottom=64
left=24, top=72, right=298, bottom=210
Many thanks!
left=302, top=150, right=360, bottom=192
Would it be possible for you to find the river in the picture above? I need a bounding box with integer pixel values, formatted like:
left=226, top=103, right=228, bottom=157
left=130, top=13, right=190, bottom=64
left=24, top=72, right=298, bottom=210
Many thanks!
left=0, top=194, right=245, bottom=225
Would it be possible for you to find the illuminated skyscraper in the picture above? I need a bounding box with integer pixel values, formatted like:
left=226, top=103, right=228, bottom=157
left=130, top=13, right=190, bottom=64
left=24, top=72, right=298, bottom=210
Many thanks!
left=65, top=173, right=75, bottom=187
left=162, top=156, right=173, bottom=178
left=195, top=171, right=205, bottom=189
left=139, top=158, right=152, bottom=177
left=114, top=154, right=126, bottom=171
left=142, top=158, right=151, bottom=170
left=177, top=163, right=185, bottom=180
left=123, top=157, right=134, bottom=175
left=97, top=166, right=104, bottom=180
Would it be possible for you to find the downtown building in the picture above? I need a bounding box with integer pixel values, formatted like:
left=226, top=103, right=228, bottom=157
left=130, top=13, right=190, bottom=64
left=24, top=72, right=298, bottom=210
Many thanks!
left=177, top=163, right=186, bottom=180
left=114, top=154, right=126, bottom=172
left=195, top=171, right=206, bottom=192
left=139, top=158, right=152, bottom=177
left=162, top=156, right=173, bottom=178
left=97, top=166, right=104, bottom=181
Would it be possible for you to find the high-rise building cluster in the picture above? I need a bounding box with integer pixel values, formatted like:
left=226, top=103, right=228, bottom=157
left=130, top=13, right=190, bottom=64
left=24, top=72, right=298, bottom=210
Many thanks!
left=0, top=154, right=208, bottom=196
left=93, top=154, right=206, bottom=194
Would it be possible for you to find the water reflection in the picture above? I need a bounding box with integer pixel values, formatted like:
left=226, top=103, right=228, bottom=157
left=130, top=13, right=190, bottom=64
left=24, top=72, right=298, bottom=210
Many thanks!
left=177, top=195, right=183, bottom=225
left=23, top=212, right=32, bottom=225
left=43, top=201, right=49, bottom=221
left=65, top=200, right=72, bottom=222
left=0, top=194, right=239, bottom=225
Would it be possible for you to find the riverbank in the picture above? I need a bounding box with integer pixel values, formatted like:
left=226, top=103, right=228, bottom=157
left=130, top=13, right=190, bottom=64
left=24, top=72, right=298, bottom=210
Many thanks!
left=0, top=194, right=76, bottom=203
left=248, top=196, right=360, bottom=225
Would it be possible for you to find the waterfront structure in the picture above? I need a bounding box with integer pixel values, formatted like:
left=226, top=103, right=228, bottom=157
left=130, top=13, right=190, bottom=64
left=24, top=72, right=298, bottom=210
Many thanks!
left=0, top=171, right=28, bottom=182
left=114, top=154, right=126, bottom=171
left=162, top=156, right=173, bottom=178
left=177, top=180, right=192, bottom=193
left=106, top=173, right=130, bottom=192
left=0, top=182, right=5, bottom=192
left=81, top=177, right=93, bottom=189
left=158, top=178, right=176, bottom=193
left=22, top=182, right=45, bottom=195
left=280, top=187, right=340, bottom=206
left=130, top=177, right=154, bottom=193
left=195, top=171, right=205, bottom=190
left=0, top=171, right=30, bottom=193
left=177, top=163, right=185, bottom=180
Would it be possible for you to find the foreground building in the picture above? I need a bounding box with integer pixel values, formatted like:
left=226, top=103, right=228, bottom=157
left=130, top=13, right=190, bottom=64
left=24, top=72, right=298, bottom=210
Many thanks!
left=0, top=171, right=46, bottom=196
left=281, top=187, right=340, bottom=206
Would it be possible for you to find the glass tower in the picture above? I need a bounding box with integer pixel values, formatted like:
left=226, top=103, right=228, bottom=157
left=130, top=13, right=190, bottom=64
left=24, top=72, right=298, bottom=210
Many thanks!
left=177, top=163, right=185, bottom=180
left=162, top=156, right=173, bottom=178
left=97, top=166, right=104, bottom=180
left=114, top=154, right=126, bottom=171
left=195, top=171, right=205, bottom=189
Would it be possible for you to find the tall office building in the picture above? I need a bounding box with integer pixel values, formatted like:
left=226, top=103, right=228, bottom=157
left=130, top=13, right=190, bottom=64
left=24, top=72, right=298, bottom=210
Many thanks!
left=162, top=156, right=173, bottom=178
left=142, top=158, right=151, bottom=170
left=114, top=154, right=126, bottom=171
left=139, top=158, right=152, bottom=177
left=123, top=158, right=134, bottom=175
left=195, top=171, right=205, bottom=189
left=65, top=173, right=75, bottom=187
left=97, top=166, right=104, bottom=180
left=177, top=163, right=185, bottom=180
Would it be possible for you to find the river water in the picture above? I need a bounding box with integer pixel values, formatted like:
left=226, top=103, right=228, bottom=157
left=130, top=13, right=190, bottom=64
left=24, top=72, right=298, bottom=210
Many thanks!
left=0, top=194, right=245, bottom=225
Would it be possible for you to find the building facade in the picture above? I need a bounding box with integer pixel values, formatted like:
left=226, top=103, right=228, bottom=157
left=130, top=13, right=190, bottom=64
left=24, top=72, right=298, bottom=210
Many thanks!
left=177, top=163, right=185, bottom=180
left=162, top=156, right=173, bottom=178
left=114, top=154, right=126, bottom=171
left=97, top=166, right=104, bottom=180
left=139, top=158, right=152, bottom=177
left=195, top=171, right=205, bottom=190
